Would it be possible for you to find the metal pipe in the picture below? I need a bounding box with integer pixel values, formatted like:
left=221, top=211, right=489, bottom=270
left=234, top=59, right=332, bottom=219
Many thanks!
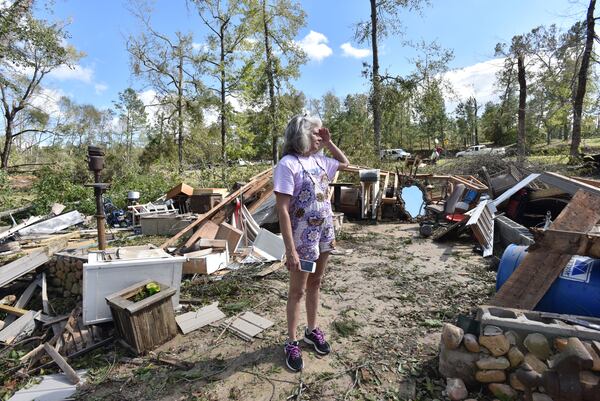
left=87, top=146, right=108, bottom=250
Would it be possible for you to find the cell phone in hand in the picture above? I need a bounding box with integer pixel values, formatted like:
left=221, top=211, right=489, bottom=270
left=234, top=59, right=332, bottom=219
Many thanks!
left=299, top=259, right=316, bottom=273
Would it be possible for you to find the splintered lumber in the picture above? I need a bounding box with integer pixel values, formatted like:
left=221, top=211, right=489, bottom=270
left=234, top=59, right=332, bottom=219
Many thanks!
left=0, top=237, right=69, bottom=288
left=0, top=310, right=40, bottom=344
left=3, top=276, right=41, bottom=326
left=43, top=343, right=80, bottom=384
left=491, top=190, right=600, bottom=309
left=161, top=168, right=272, bottom=250
left=530, top=228, right=600, bottom=259
left=0, top=304, right=29, bottom=317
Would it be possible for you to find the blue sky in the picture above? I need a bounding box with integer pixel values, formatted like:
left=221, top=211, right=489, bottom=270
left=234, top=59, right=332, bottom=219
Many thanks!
left=39, top=0, right=587, bottom=113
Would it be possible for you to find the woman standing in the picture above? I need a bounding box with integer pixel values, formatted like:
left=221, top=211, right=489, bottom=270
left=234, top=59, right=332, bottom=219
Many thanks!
left=273, top=115, right=349, bottom=372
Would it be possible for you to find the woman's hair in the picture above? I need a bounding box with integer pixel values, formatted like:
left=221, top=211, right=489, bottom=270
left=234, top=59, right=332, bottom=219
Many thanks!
left=281, top=114, right=322, bottom=156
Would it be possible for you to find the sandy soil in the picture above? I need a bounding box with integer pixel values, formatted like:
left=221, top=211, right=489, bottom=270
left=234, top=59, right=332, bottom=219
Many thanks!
left=74, top=221, right=496, bottom=401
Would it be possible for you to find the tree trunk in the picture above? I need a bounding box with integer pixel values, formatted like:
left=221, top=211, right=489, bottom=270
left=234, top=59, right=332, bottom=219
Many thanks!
left=1, top=119, right=13, bottom=169
left=473, top=97, right=479, bottom=145
left=177, top=46, right=184, bottom=173
left=570, top=0, right=596, bottom=157
left=220, top=26, right=227, bottom=164
left=370, top=0, right=382, bottom=156
left=517, top=54, right=527, bottom=162
left=262, top=0, right=277, bottom=164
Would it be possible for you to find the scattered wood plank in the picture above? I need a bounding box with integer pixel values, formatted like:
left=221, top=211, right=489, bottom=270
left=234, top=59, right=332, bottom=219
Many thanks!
left=530, top=228, right=600, bottom=258
left=220, top=311, right=274, bottom=341
left=491, top=190, right=600, bottom=309
left=175, top=302, right=225, bottom=334
left=254, top=260, right=285, bottom=277
left=0, top=237, right=68, bottom=288
left=0, top=310, right=40, bottom=344
left=41, top=272, right=50, bottom=315
left=160, top=168, right=272, bottom=250
left=43, top=343, right=80, bottom=384
left=0, top=304, right=29, bottom=317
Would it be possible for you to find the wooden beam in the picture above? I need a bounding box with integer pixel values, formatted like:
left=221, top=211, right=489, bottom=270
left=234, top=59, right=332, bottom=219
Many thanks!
left=161, top=168, right=272, bottom=249
left=530, top=228, right=600, bottom=259
left=0, top=304, right=29, bottom=317
left=43, top=343, right=80, bottom=384
left=491, top=190, right=600, bottom=309
left=247, top=184, right=274, bottom=213
left=182, top=174, right=272, bottom=249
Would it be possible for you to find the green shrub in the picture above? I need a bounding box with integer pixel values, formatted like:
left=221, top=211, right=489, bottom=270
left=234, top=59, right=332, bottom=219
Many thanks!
left=0, top=170, right=12, bottom=210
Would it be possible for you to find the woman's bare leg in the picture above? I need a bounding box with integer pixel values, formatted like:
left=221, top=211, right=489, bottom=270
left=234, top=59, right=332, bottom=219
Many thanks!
left=287, top=268, right=309, bottom=341
left=305, top=252, right=329, bottom=331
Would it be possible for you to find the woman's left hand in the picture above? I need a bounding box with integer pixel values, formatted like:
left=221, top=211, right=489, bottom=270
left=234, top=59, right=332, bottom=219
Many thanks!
left=318, top=128, right=331, bottom=144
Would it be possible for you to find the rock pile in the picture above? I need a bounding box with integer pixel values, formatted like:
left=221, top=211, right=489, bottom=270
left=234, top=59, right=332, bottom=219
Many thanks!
left=46, top=254, right=86, bottom=297
left=439, top=323, right=600, bottom=400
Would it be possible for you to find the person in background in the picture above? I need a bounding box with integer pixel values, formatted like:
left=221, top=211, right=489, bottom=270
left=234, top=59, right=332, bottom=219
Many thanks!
left=273, top=114, right=349, bottom=372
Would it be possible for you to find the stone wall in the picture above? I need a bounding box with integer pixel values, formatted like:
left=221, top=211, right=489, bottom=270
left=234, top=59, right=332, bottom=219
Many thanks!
left=46, top=253, right=87, bottom=297
left=439, top=322, right=600, bottom=401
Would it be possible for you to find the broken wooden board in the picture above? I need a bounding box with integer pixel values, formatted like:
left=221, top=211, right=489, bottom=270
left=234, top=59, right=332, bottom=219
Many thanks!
left=4, top=276, right=41, bottom=326
left=215, top=222, right=244, bottom=253
left=0, top=304, right=29, bottom=317
left=0, top=310, right=40, bottom=344
left=491, top=190, right=600, bottom=309
left=175, top=302, right=225, bottom=334
left=254, top=260, right=285, bottom=277
left=530, top=228, right=600, bottom=259
left=221, top=311, right=274, bottom=341
left=160, top=168, right=272, bottom=250
left=0, top=237, right=68, bottom=288
left=43, top=343, right=80, bottom=384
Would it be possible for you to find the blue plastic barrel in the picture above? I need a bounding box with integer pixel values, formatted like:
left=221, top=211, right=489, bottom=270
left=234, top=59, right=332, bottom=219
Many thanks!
left=497, top=244, right=600, bottom=318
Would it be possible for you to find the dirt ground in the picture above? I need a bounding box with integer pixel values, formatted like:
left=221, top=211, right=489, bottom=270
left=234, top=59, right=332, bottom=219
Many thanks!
left=73, top=221, right=497, bottom=401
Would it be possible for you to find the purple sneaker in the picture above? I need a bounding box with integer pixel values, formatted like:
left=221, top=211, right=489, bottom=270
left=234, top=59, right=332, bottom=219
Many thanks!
left=303, top=327, right=331, bottom=355
left=284, top=341, right=303, bottom=372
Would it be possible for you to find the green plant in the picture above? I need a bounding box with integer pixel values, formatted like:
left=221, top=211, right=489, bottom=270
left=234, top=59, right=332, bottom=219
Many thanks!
left=0, top=170, right=12, bottom=210
left=331, top=318, right=362, bottom=337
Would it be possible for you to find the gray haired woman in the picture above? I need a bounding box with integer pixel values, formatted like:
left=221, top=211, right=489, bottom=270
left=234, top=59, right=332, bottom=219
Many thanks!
left=273, top=114, right=349, bottom=372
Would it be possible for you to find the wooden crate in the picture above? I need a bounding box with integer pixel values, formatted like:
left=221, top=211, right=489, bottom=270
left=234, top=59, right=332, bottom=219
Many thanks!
left=105, top=279, right=177, bottom=355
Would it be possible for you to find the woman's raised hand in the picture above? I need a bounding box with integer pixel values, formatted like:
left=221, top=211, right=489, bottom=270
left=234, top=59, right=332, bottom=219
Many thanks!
left=318, top=128, right=331, bottom=144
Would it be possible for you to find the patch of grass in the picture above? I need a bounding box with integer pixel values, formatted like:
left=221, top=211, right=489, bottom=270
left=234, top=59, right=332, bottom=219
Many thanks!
left=332, top=318, right=362, bottom=337
left=336, top=231, right=354, bottom=241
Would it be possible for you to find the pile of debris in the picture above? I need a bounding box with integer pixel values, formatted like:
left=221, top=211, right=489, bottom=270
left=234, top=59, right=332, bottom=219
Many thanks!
left=0, top=164, right=284, bottom=399
left=418, top=161, right=600, bottom=400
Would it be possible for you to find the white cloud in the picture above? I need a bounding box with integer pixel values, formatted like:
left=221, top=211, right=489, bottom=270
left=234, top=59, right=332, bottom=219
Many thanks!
left=94, top=83, right=108, bottom=95
left=340, top=42, right=371, bottom=59
left=138, top=89, right=159, bottom=123
left=443, top=58, right=504, bottom=112
left=48, top=64, right=94, bottom=83
left=295, top=31, right=332, bottom=62
left=29, top=87, right=67, bottom=118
